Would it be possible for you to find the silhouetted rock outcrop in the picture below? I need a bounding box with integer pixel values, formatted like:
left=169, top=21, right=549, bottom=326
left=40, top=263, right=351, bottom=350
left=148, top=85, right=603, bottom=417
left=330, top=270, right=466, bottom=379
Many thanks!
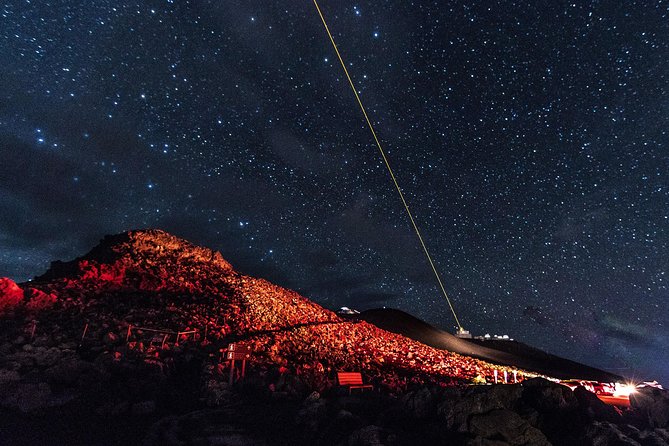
left=632, top=387, right=669, bottom=428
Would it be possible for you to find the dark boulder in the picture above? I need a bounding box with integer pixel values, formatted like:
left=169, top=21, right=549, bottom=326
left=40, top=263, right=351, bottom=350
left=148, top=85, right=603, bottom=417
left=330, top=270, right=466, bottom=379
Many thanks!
left=0, top=382, right=53, bottom=413
left=520, top=377, right=578, bottom=413
left=295, top=397, right=328, bottom=435
left=467, top=409, right=551, bottom=446
left=654, top=429, right=669, bottom=442
left=25, top=288, right=57, bottom=311
left=142, top=409, right=267, bottom=446
left=402, top=387, right=437, bottom=419
left=348, top=425, right=386, bottom=446
left=44, top=357, right=99, bottom=387
left=438, top=384, right=523, bottom=431
left=637, top=430, right=669, bottom=446
left=631, top=388, right=669, bottom=428
left=132, top=400, right=157, bottom=415
left=584, top=421, right=641, bottom=446
left=574, top=385, right=622, bottom=422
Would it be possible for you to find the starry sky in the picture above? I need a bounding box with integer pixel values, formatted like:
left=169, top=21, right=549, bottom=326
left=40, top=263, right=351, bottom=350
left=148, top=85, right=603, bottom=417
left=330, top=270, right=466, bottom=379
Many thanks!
left=1, top=1, right=668, bottom=384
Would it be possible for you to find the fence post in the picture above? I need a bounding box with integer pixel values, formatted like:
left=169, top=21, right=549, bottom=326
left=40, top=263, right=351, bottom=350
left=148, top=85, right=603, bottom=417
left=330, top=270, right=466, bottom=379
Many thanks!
left=30, top=320, right=37, bottom=341
left=80, top=323, right=89, bottom=344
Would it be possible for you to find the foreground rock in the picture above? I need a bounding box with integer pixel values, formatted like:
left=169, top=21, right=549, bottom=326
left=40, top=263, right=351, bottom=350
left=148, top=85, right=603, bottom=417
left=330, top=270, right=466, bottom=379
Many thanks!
left=467, top=409, right=550, bottom=445
left=631, top=387, right=669, bottom=429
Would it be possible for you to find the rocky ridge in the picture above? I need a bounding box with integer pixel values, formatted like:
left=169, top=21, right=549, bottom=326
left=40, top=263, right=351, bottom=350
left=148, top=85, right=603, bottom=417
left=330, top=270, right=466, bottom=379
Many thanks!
left=1, top=230, right=517, bottom=389
left=0, top=229, right=667, bottom=445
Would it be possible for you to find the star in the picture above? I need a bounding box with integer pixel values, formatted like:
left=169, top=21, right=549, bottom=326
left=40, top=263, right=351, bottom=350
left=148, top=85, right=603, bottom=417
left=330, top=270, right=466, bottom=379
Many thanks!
left=0, top=0, right=665, bottom=385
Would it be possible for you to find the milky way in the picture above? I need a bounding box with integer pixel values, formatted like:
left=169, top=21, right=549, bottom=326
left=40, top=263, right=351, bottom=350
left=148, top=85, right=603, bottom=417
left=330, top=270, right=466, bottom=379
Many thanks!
left=1, top=1, right=668, bottom=383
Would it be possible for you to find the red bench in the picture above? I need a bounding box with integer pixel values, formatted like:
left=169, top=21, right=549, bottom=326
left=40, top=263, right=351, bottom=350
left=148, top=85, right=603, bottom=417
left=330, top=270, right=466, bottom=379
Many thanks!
left=337, top=371, right=373, bottom=394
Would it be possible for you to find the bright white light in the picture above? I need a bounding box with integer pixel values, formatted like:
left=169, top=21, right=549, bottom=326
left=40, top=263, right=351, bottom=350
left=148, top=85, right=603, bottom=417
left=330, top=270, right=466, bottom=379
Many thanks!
left=614, top=382, right=636, bottom=397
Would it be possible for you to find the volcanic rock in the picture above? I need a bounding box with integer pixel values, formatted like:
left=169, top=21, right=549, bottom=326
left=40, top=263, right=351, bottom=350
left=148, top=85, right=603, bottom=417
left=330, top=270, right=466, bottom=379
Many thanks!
left=584, top=421, right=641, bottom=446
left=655, top=429, right=669, bottom=442
left=348, top=425, right=386, bottom=446
left=574, top=384, right=622, bottom=422
left=24, top=287, right=57, bottom=311
left=637, top=430, right=669, bottom=446
left=132, top=400, right=157, bottom=415
left=438, top=384, right=523, bottom=431
left=631, top=387, right=669, bottom=428
left=0, top=277, right=24, bottom=313
left=0, top=382, right=53, bottom=413
left=401, top=386, right=437, bottom=419
left=295, top=396, right=328, bottom=434
left=519, top=377, right=578, bottom=413
left=467, top=409, right=551, bottom=446
left=142, top=409, right=267, bottom=446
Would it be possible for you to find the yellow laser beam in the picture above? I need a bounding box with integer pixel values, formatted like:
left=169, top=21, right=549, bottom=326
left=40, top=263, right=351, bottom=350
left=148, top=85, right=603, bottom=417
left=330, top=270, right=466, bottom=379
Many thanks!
left=312, top=0, right=463, bottom=330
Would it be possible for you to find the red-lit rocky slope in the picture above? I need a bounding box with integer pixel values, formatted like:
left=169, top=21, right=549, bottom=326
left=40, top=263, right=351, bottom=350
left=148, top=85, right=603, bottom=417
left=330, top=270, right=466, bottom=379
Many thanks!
left=0, top=229, right=523, bottom=396
left=357, top=308, right=622, bottom=382
left=2, top=230, right=669, bottom=446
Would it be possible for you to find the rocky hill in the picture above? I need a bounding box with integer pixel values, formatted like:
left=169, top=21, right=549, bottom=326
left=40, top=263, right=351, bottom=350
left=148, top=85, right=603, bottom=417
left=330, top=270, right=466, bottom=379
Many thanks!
left=1, top=230, right=521, bottom=390
left=357, top=308, right=622, bottom=382
left=0, top=229, right=667, bottom=446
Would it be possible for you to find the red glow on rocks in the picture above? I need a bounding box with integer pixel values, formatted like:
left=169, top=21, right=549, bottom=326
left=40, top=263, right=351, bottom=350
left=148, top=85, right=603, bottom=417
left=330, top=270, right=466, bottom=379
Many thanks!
left=2, top=230, right=528, bottom=392
left=78, top=260, right=127, bottom=285
left=25, top=288, right=57, bottom=311
left=0, top=277, right=24, bottom=313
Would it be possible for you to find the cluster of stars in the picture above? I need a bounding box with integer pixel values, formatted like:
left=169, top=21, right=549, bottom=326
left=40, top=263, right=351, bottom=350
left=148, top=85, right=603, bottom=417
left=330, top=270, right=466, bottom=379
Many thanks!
left=0, top=0, right=667, bottom=383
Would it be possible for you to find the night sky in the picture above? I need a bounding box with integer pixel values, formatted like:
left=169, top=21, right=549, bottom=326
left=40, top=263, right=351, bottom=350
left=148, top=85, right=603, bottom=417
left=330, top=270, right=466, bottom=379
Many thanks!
left=1, top=1, right=668, bottom=384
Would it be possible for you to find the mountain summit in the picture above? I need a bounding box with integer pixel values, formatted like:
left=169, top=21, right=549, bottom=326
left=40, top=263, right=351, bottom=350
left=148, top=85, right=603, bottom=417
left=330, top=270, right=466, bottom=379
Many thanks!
left=1, top=229, right=520, bottom=392
left=36, top=229, right=234, bottom=284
